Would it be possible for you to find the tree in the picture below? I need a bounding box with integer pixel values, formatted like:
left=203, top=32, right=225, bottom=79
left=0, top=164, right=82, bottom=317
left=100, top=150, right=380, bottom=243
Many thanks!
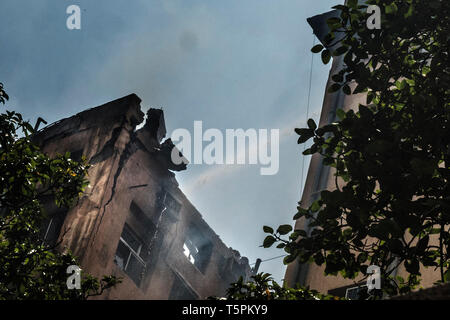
left=263, top=0, right=449, bottom=297
left=0, top=83, right=120, bottom=299
left=210, top=272, right=341, bottom=300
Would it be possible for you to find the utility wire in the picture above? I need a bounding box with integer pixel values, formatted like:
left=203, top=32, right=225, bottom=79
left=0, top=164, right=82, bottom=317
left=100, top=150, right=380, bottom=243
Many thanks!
left=299, top=34, right=316, bottom=198
left=251, top=36, right=316, bottom=271
left=250, top=35, right=316, bottom=280
left=250, top=254, right=288, bottom=266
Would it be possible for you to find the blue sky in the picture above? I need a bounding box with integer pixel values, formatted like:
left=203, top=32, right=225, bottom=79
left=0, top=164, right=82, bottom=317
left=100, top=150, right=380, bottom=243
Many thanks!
left=0, top=0, right=338, bottom=283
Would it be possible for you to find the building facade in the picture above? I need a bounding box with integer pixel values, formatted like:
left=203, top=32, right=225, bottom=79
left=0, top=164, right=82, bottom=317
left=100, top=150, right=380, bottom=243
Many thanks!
left=284, top=5, right=440, bottom=298
left=34, top=94, right=251, bottom=299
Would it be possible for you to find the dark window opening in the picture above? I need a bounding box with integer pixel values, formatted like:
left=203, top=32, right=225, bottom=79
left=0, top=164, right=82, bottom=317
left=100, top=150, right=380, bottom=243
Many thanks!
left=163, top=192, right=182, bottom=220
left=114, top=223, right=148, bottom=287
left=328, top=282, right=368, bottom=300
left=69, top=149, right=84, bottom=162
left=345, top=285, right=369, bottom=300
left=169, top=272, right=198, bottom=300
left=41, top=211, right=68, bottom=246
left=39, top=196, right=68, bottom=247
left=129, top=201, right=156, bottom=244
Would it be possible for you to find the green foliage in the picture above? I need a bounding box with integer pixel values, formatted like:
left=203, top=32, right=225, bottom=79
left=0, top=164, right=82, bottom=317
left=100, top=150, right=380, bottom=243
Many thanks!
left=281, top=0, right=450, bottom=297
left=0, top=84, right=120, bottom=299
left=210, top=273, right=342, bottom=300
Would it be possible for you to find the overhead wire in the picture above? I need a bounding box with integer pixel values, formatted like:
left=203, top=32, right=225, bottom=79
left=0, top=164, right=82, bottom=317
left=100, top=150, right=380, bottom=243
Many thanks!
left=251, top=34, right=317, bottom=272
left=250, top=254, right=288, bottom=266
left=299, top=34, right=316, bottom=198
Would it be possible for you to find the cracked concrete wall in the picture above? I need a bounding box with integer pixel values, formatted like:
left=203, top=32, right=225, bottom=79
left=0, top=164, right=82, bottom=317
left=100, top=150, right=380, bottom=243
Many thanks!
left=34, top=94, right=251, bottom=300
left=34, top=94, right=144, bottom=263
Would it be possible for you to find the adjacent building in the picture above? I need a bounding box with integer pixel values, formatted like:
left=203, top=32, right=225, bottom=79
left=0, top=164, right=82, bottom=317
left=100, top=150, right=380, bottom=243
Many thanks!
left=284, top=3, right=440, bottom=299
left=34, top=94, right=252, bottom=299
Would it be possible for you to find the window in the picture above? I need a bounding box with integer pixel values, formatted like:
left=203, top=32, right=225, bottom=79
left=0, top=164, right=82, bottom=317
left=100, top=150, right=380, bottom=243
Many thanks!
left=39, top=196, right=68, bottom=246
left=42, top=215, right=67, bottom=246
left=169, top=272, right=198, bottom=300
left=182, top=224, right=213, bottom=274
left=114, top=224, right=148, bottom=286
left=328, top=283, right=368, bottom=300
left=69, top=149, right=83, bottom=162
left=345, top=285, right=368, bottom=300
left=164, top=192, right=182, bottom=219
left=183, top=239, right=199, bottom=265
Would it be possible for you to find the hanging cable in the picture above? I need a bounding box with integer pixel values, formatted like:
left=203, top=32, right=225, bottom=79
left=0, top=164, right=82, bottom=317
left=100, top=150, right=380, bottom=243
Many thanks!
left=250, top=35, right=318, bottom=278
left=250, top=254, right=288, bottom=266
left=299, top=34, right=316, bottom=198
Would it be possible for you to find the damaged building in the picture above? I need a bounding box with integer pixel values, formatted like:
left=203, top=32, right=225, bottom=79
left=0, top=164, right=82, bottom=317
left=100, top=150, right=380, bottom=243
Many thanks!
left=33, top=94, right=252, bottom=299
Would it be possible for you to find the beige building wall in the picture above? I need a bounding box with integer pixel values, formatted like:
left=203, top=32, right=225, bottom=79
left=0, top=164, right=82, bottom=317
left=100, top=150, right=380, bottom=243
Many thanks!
left=284, top=9, right=440, bottom=296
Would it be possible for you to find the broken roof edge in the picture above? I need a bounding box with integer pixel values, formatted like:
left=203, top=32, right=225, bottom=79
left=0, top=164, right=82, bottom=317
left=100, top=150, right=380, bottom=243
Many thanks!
left=307, top=9, right=341, bottom=50
left=34, top=93, right=144, bottom=141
